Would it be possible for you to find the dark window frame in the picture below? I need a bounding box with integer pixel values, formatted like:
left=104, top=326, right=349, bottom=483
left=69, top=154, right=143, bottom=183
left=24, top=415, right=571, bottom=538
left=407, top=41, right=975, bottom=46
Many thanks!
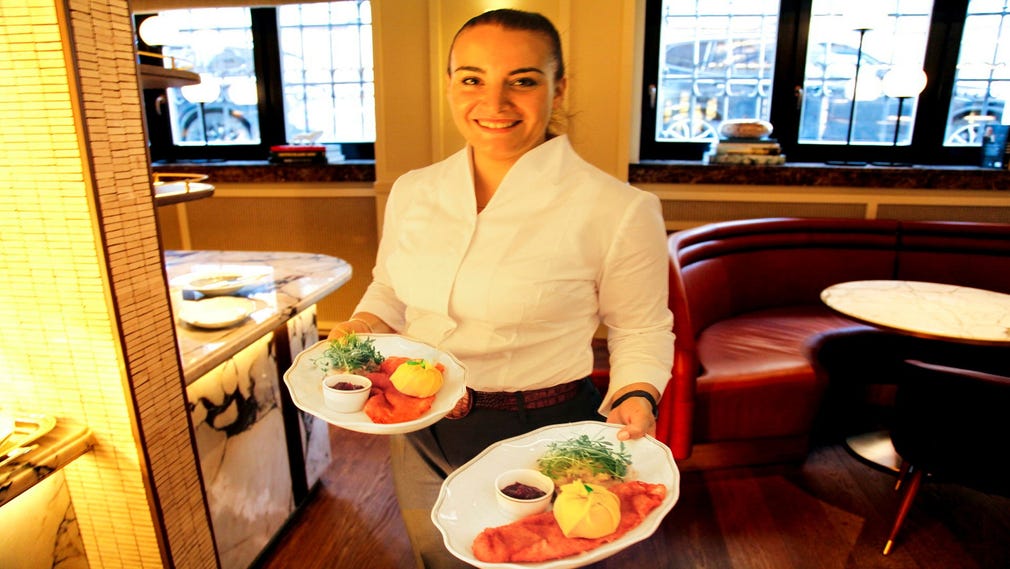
left=639, top=0, right=988, bottom=166
left=137, top=9, right=374, bottom=164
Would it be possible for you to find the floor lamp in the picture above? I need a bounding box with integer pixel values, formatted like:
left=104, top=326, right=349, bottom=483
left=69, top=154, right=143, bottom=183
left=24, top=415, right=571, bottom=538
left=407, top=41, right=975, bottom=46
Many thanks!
left=181, top=76, right=221, bottom=144
left=844, top=26, right=873, bottom=146
left=879, top=66, right=927, bottom=166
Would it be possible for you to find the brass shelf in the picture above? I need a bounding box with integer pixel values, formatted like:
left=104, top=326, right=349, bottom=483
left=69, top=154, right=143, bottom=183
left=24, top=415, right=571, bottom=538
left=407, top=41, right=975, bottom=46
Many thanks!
left=153, top=172, right=214, bottom=206
left=137, top=52, right=199, bottom=90
left=139, top=63, right=200, bottom=90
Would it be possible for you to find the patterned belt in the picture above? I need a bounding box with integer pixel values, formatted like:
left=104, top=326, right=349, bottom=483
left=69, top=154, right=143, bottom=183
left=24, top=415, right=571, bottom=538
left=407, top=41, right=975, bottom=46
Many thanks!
left=445, top=378, right=586, bottom=419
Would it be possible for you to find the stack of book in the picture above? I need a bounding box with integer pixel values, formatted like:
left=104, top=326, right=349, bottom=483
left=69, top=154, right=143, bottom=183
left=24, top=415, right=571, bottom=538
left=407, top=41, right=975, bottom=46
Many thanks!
left=704, top=138, right=785, bottom=165
left=269, top=145, right=327, bottom=164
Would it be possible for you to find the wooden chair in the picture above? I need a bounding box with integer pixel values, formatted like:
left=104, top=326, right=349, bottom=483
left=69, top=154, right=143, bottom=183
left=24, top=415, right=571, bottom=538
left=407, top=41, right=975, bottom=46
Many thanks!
left=884, top=356, right=1010, bottom=555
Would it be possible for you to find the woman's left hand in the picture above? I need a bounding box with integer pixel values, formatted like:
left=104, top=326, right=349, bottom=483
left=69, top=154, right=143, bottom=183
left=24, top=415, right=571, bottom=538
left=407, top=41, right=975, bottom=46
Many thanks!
left=606, top=390, right=657, bottom=441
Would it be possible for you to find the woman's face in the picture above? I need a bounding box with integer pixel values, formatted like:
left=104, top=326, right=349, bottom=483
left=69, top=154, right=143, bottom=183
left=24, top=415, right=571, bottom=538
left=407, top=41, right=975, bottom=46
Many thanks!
left=447, top=24, right=566, bottom=166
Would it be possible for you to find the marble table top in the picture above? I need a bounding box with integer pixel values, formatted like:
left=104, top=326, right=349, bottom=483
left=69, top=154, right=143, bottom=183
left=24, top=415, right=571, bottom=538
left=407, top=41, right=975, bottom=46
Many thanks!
left=0, top=416, right=93, bottom=508
left=165, top=250, right=353, bottom=383
left=821, top=280, right=1010, bottom=345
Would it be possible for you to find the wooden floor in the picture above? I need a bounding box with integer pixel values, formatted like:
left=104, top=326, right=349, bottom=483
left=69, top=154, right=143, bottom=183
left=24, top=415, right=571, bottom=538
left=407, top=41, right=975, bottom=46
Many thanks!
left=253, top=427, right=1010, bottom=569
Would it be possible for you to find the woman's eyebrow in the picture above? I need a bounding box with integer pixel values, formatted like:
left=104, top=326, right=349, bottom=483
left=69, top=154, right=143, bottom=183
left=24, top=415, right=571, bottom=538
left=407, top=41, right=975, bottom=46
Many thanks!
left=451, top=65, right=546, bottom=76
left=509, top=67, right=545, bottom=76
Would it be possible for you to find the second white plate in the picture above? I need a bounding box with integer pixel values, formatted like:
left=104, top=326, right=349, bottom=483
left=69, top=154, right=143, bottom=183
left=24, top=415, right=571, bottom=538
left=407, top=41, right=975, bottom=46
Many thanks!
left=178, top=296, right=256, bottom=329
left=431, top=421, right=680, bottom=569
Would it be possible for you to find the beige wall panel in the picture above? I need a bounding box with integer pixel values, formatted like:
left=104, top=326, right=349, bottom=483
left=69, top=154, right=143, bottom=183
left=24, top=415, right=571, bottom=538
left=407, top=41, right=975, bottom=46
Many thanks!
left=876, top=203, right=1010, bottom=223
left=156, top=204, right=183, bottom=249
left=566, top=0, right=635, bottom=179
left=372, top=0, right=436, bottom=187
left=660, top=200, right=868, bottom=226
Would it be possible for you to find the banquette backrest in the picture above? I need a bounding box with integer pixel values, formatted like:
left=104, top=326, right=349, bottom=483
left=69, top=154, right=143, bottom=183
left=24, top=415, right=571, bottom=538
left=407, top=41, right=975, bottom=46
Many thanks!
left=659, top=217, right=899, bottom=458
left=656, top=217, right=1010, bottom=461
left=897, top=221, right=1010, bottom=294
left=669, top=217, right=900, bottom=340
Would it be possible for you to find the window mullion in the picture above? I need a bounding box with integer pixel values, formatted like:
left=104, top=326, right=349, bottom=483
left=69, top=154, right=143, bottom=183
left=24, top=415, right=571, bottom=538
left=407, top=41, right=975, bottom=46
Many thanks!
left=252, top=8, right=285, bottom=155
left=769, top=0, right=807, bottom=161
left=914, top=0, right=971, bottom=164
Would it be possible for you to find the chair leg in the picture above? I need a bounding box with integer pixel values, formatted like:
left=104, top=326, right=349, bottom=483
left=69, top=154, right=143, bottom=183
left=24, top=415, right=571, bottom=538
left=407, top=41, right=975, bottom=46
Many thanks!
left=895, top=460, right=912, bottom=491
left=884, top=467, right=924, bottom=555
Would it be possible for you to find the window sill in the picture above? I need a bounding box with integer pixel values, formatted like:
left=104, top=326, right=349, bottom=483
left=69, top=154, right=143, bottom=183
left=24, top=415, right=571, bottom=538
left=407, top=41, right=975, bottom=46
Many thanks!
left=630, top=161, right=1010, bottom=191
left=151, top=160, right=375, bottom=184
left=150, top=159, right=1008, bottom=191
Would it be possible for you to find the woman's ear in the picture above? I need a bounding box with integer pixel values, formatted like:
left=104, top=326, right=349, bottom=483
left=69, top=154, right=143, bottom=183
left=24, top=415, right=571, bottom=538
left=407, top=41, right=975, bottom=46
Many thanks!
left=553, top=76, right=568, bottom=108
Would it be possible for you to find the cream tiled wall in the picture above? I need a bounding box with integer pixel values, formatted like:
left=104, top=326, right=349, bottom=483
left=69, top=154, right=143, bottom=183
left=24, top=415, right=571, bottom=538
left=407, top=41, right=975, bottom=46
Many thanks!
left=0, top=0, right=215, bottom=567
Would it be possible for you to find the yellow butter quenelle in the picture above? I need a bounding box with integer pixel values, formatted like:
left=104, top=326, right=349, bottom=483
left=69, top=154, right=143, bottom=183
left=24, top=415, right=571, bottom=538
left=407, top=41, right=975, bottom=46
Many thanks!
left=390, top=358, right=444, bottom=397
left=552, top=480, right=622, bottom=539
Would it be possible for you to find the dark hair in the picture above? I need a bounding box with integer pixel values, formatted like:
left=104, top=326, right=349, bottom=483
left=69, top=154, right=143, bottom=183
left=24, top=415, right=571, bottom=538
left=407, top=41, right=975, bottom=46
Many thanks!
left=448, top=8, right=565, bottom=81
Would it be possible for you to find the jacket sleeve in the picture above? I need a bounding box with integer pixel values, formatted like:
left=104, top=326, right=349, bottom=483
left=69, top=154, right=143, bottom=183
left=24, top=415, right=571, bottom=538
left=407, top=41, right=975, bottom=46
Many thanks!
left=597, top=190, right=675, bottom=414
left=353, top=177, right=409, bottom=332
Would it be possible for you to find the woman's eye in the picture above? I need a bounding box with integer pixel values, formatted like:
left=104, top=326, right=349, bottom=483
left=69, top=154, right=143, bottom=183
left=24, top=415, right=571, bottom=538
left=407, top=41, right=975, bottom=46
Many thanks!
left=512, top=77, right=538, bottom=87
left=460, top=76, right=481, bottom=86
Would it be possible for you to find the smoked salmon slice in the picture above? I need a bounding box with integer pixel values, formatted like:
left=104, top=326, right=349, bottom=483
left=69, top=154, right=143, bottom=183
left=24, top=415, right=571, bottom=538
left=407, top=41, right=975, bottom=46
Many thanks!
left=472, top=480, right=667, bottom=563
left=360, top=356, right=440, bottom=424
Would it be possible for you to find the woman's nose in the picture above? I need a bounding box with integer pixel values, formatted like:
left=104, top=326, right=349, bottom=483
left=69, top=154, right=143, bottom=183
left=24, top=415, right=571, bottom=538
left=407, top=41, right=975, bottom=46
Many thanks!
left=482, top=83, right=510, bottom=110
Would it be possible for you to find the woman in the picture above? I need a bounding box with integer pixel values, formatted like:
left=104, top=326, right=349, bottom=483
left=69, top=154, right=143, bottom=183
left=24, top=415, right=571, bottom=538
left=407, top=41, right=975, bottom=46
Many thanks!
left=329, top=9, right=673, bottom=568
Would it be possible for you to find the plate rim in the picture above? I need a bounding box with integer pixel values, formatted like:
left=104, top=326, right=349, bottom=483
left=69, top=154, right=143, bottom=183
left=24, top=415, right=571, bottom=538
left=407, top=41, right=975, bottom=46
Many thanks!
left=283, top=334, right=468, bottom=435
left=431, top=420, right=680, bottom=569
left=178, top=296, right=256, bottom=329
left=172, top=266, right=271, bottom=295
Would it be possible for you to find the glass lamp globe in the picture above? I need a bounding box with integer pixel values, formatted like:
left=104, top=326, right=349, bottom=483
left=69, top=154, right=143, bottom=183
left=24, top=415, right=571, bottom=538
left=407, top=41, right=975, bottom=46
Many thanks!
left=138, top=15, right=180, bottom=47
left=181, top=75, right=221, bottom=104
left=882, top=67, right=928, bottom=99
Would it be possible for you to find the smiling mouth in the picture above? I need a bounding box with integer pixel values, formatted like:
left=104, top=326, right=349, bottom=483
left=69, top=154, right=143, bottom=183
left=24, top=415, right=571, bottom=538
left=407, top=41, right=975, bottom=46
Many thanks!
left=475, top=119, right=520, bottom=129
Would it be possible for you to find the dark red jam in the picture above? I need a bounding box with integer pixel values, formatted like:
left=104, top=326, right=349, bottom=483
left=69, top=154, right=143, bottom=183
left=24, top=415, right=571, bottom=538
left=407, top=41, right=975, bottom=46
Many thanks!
left=332, top=381, right=364, bottom=391
left=501, top=482, right=547, bottom=500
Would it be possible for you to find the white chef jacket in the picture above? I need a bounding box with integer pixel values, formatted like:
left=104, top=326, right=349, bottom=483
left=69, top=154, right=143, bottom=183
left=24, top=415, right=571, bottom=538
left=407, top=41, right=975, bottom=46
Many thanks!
left=355, top=135, right=674, bottom=413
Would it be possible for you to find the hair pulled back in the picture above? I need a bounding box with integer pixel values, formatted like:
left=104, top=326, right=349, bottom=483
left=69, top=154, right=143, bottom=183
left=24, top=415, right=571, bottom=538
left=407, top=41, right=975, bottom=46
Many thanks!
left=448, top=8, right=565, bottom=81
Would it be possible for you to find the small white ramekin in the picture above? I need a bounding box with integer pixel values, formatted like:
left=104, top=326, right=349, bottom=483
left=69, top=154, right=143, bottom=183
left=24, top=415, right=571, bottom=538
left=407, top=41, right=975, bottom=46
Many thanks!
left=321, top=373, right=372, bottom=413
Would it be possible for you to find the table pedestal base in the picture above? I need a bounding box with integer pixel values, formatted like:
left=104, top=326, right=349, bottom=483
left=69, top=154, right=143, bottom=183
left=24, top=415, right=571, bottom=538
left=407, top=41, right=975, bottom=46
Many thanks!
left=845, top=430, right=902, bottom=473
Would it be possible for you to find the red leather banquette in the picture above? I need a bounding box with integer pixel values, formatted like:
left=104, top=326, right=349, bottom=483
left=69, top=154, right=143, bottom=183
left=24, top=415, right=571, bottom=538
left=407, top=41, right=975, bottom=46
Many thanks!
left=653, top=217, right=1010, bottom=469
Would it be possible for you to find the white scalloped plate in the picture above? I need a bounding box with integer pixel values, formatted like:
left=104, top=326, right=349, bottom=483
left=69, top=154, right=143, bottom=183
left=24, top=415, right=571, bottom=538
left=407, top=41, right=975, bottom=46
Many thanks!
left=172, top=266, right=271, bottom=296
left=432, top=421, right=680, bottom=569
left=178, top=296, right=256, bottom=329
left=283, top=334, right=468, bottom=435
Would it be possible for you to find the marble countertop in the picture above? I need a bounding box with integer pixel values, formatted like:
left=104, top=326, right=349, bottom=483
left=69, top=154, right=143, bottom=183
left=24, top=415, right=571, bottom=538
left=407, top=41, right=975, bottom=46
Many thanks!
left=0, top=416, right=93, bottom=508
left=152, top=160, right=375, bottom=184
left=821, top=280, right=1010, bottom=345
left=630, top=161, right=1010, bottom=190
left=165, top=250, right=353, bottom=383
left=151, top=160, right=1008, bottom=191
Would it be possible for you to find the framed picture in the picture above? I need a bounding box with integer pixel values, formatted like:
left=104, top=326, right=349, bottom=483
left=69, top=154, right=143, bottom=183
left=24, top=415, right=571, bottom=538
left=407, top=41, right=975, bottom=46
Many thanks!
left=980, top=124, right=1009, bottom=169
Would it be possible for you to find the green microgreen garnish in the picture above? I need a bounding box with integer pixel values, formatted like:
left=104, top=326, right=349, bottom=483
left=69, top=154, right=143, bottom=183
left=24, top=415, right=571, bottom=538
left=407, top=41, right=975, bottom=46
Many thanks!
left=536, top=434, right=632, bottom=482
left=313, top=333, right=385, bottom=373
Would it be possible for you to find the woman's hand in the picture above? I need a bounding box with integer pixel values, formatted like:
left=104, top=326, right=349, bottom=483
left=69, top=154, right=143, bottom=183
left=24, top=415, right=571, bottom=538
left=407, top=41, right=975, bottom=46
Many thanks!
left=326, top=313, right=389, bottom=339
left=605, top=384, right=660, bottom=441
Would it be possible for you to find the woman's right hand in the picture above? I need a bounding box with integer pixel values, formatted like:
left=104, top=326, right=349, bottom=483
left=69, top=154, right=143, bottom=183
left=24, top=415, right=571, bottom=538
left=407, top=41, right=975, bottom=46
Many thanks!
left=327, top=313, right=387, bottom=339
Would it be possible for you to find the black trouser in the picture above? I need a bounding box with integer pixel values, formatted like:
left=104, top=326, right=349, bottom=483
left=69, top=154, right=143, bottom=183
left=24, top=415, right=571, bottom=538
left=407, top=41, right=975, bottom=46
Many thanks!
left=391, top=377, right=603, bottom=569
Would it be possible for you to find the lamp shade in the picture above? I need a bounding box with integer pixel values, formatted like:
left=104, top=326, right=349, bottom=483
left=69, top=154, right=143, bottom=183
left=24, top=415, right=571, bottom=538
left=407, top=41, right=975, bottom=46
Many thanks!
left=845, top=2, right=887, bottom=31
left=138, top=15, right=179, bottom=47
left=882, top=67, right=928, bottom=99
left=181, top=75, right=221, bottom=104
